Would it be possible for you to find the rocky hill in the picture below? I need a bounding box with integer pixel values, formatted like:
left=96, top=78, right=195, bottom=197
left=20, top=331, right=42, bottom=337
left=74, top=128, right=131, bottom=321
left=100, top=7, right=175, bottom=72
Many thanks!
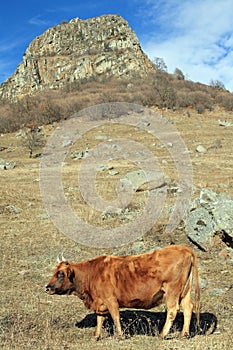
left=0, top=14, right=155, bottom=101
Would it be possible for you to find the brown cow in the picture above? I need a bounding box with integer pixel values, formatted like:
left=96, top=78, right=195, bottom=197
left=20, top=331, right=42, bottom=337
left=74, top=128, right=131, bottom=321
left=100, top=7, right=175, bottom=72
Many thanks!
left=46, top=245, right=200, bottom=339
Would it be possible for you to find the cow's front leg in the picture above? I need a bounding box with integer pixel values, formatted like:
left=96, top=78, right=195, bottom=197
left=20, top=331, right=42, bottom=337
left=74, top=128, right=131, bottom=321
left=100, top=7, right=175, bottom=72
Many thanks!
left=94, top=314, right=106, bottom=340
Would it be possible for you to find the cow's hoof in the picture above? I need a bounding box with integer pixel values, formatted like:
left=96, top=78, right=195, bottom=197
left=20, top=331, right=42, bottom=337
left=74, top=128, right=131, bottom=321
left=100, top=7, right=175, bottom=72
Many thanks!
left=181, top=332, right=190, bottom=339
left=158, top=333, right=166, bottom=339
left=92, top=335, right=101, bottom=341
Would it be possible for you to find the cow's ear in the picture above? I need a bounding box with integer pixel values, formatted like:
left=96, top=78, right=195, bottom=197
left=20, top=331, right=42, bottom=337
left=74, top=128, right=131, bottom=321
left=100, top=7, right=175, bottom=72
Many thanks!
left=67, top=267, right=75, bottom=282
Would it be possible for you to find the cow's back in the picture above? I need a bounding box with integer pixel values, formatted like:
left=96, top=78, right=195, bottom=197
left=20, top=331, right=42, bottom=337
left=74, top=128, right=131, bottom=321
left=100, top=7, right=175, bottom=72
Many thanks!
left=87, top=245, right=194, bottom=309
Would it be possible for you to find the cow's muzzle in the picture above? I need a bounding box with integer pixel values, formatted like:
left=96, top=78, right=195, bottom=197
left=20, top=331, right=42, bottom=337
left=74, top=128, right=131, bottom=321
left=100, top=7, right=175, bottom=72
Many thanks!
left=45, top=285, right=56, bottom=294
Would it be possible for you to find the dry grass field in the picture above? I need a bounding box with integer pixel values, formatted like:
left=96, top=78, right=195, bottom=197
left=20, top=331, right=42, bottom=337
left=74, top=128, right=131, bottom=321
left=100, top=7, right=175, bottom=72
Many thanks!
left=0, top=104, right=233, bottom=349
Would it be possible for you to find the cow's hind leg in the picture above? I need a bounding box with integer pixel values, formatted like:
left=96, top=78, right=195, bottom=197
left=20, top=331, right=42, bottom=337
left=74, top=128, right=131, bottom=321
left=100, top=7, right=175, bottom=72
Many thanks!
left=160, top=298, right=179, bottom=339
left=180, top=286, right=193, bottom=337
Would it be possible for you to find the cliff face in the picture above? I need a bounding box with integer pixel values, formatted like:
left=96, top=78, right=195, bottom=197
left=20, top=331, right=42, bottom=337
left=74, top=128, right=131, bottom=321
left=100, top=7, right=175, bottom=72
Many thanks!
left=0, top=15, right=155, bottom=101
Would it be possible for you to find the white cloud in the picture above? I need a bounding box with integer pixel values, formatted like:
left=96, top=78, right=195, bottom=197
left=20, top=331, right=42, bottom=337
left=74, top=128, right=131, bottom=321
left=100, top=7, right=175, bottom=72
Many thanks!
left=140, top=0, right=233, bottom=90
left=28, top=15, right=51, bottom=27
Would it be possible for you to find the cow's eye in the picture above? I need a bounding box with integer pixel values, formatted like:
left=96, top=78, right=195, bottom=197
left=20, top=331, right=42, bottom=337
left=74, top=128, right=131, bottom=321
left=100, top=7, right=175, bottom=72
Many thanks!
left=57, top=270, right=64, bottom=279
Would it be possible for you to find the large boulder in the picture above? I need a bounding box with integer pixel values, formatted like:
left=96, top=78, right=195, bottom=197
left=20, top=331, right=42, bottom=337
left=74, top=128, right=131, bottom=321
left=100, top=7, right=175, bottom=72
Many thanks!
left=185, top=188, right=233, bottom=250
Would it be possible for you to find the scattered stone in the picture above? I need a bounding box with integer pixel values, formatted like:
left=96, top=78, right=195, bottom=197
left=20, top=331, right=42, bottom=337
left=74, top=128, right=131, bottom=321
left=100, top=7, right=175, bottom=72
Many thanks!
left=127, top=83, right=134, bottom=89
left=33, top=153, right=43, bottom=158
left=199, top=277, right=210, bottom=289
left=5, top=205, right=21, bottom=214
left=196, top=145, right=207, bottom=153
left=101, top=207, right=122, bottom=220
left=210, top=288, right=225, bottom=296
left=97, top=164, right=114, bottom=171
left=136, top=120, right=150, bottom=129
left=62, top=139, right=73, bottom=147
left=101, top=205, right=141, bottom=222
left=71, top=148, right=89, bottom=159
left=120, top=212, right=134, bottom=221
left=108, top=169, right=119, bottom=176
left=0, top=158, right=16, bottom=170
left=38, top=213, right=50, bottom=219
left=183, top=110, right=191, bottom=118
left=0, top=146, right=7, bottom=151
left=128, top=241, right=145, bottom=255
left=95, top=134, right=109, bottom=140
left=15, top=129, right=25, bottom=138
left=218, top=120, right=233, bottom=127
left=122, top=170, right=165, bottom=192
left=169, top=182, right=180, bottom=195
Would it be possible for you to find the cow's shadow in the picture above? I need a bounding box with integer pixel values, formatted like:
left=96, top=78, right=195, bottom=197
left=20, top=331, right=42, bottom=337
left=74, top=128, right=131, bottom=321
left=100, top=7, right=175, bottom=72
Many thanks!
left=76, top=310, right=217, bottom=338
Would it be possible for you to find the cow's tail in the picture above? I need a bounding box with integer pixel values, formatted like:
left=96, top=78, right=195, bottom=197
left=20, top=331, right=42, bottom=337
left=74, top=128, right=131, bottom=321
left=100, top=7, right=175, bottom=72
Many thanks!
left=193, top=252, right=200, bottom=332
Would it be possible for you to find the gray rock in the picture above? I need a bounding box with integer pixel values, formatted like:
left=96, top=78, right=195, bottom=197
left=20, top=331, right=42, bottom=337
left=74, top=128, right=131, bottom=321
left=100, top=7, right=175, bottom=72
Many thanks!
left=212, top=201, right=233, bottom=239
left=71, top=148, right=89, bottom=159
left=95, top=134, right=109, bottom=140
left=122, top=170, right=165, bottom=192
left=136, top=120, right=151, bottom=129
left=0, top=158, right=16, bottom=170
left=120, top=213, right=134, bottom=221
left=38, top=213, right=50, bottom=219
left=196, top=145, right=207, bottom=153
left=218, top=120, right=233, bottom=127
left=97, top=164, right=113, bottom=171
left=185, top=207, right=216, bottom=251
left=185, top=188, right=233, bottom=250
left=6, top=205, right=21, bottom=214
left=15, top=129, right=25, bottom=138
left=108, top=169, right=119, bottom=176
left=101, top=207, right=122, bottom=220
left=62, top=139, right=73, bottom=147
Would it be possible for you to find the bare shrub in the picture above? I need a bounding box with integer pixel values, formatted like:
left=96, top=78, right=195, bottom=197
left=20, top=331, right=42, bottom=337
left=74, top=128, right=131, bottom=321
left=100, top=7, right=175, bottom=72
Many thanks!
left=196, top=104, right=205, bottom=114
left=22, top=125, right=46, bottom=158
left=174, top=68, right=185, bottom=80
left=153, top=57, right=168, bottom=72
left=186, top=91, right=213, bottom=111
left=216, top=92, right=233, bottom=111
left=0, top=72, right=232, bottom=134
left=176, top=90, right=194, bottom=108
left=210, top=79, right=226, bottom=90
left=152, top=72, right=176, bottom=109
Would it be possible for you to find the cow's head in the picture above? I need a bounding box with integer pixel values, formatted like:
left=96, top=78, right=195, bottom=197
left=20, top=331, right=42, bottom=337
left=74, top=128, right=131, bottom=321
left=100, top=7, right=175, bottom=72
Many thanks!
left=46, top=261, right=75, bottom=295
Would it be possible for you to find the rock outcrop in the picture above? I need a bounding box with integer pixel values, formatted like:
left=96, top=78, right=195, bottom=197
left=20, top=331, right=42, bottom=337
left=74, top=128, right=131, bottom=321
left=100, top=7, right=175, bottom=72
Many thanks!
left=185, top=188, right=233, bottom=251
left=0, top=15, right=155, bottom=101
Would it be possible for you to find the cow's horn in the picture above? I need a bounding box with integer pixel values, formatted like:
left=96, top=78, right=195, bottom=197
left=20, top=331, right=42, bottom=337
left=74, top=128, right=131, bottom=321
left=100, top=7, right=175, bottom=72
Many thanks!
left=61, top=254, right=67, bottom=262
left=57, top=255, right=61, bottom=263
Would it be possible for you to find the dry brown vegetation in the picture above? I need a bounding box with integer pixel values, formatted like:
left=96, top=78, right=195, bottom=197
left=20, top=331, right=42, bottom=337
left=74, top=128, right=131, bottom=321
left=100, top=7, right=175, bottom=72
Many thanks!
left=0, top=75, right=233, bottom=349
left=1, top=72, right=233, bottom=134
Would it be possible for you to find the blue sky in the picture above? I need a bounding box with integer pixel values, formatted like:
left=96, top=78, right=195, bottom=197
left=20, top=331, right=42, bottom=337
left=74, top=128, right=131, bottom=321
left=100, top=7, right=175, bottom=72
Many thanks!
left=1, top=0, right=233, bottom=91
